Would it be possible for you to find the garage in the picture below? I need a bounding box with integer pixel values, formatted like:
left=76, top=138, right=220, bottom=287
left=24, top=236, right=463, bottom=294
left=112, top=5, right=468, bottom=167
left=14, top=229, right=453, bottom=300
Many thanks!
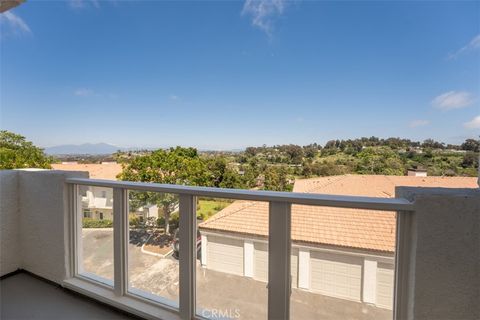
left=253, top=243, right=299, bottom=287
left=254, top=242, right=268, bottom=281
left=291, top=248, right=298, bottom=288
left=376, top=263, right=394, bottom=309
left=310, top=251, right=362, bottom=301
left=206, top=235, right=244, bottom=276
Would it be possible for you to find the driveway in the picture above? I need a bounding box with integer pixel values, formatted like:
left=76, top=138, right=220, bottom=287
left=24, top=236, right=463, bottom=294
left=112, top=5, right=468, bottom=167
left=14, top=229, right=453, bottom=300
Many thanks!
left=82, top=229, right=391, bottom=320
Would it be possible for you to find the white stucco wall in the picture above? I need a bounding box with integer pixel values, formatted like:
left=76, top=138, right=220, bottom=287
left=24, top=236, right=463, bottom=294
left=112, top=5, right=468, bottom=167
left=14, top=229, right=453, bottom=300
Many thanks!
left=0, top=170, right=88, bottom=281
left=297, top=248, right=310, bottom=289
left=243, top=240, right=254, bottom=277
left=362, top=259, right=377, bottom=304
left=0, top=171, right=21, bottom=276
left=18, top=170, right=88, bottom=282
left=397, top=187, right=480, bottom=320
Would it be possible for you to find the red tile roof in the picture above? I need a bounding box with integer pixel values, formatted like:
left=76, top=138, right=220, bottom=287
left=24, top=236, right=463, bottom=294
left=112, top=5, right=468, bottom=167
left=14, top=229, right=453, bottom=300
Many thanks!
left=200, top=175, right=478, bottom=252
left=52, top=163, right=122, bottom=180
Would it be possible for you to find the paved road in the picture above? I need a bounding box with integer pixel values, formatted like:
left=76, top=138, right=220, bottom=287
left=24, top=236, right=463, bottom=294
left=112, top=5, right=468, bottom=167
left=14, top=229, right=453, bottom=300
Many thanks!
left=82, top=229, right=391, bottom=320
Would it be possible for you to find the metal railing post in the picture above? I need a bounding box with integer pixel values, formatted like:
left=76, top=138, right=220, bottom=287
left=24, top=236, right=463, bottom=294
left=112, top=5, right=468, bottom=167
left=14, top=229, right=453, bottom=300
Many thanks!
left=179, top=194, right=196, bottom=319
left=268, top=201, right=291, bottom=320
left=394, top=210, right=415, bottom=320
left=113, top=187, right=128, bottom=296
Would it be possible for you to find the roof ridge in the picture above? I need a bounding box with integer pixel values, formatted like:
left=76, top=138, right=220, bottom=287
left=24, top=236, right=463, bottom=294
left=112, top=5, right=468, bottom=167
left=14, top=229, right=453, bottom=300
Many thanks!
left=199, top=201, right=260, bottom=226
left=305, top=175, right=348, bottom=193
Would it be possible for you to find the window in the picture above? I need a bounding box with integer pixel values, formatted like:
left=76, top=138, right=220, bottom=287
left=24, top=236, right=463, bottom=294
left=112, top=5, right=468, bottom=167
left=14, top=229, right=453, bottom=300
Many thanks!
left=127, top=190, right=180, bottom=307
left=83, top=210, right=91, bottom=218
left=70, top=181, right=411, bottom=320
left=196, top=197, right=268, bottom=319
left=76, top=186, right=114, bottom=285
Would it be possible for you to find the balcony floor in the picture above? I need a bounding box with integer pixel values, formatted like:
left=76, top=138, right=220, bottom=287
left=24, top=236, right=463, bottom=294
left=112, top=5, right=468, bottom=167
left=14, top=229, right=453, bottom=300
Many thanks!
left=0, top=272, right=137, bottom=320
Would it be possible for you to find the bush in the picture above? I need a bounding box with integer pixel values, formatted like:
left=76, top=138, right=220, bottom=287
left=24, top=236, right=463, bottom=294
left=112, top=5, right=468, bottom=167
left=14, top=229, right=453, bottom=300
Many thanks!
left=83, top=218, right=113, bottom=228
left=156, top=214, right=179, bottom=231
left=129, top=214, right=142, bottom=227
left=156, top=216, right=165, bottom=227
left=170, top=214, right=180, bottom=231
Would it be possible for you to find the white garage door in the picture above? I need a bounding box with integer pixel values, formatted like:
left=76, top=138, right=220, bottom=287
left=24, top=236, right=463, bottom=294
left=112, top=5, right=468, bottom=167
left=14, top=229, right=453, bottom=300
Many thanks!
left=310, top=251, right=362, bottom=301
left=376, top=263, right=394, bottom=309
left=253, top=243, right=299, bottom=287
left=291, top=248, right=298, bottom=288
left=254, top=242, right=268, bottom=282
left=207, top=235, right=244, bottom=276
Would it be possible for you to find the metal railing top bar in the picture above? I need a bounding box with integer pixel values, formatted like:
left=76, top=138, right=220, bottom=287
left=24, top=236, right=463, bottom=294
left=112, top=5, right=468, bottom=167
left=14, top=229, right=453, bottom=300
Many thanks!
left=66, top=178, right=414, bottom=212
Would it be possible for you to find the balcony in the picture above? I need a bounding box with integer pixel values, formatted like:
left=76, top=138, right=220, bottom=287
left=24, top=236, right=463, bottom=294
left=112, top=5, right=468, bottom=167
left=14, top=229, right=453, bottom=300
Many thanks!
left=0, top=169, right=479, bottom=320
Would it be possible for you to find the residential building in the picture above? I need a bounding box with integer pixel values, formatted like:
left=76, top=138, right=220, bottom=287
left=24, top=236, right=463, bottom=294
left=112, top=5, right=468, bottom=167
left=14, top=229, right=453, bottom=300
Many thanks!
left=199, top=174, right=478, bottom=310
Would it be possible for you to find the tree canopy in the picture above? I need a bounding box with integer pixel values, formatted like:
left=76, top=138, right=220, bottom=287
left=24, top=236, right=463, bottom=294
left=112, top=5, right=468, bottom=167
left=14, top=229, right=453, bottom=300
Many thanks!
left=0, top=130, right=52, bottom=169
left=118, top=147, right=208, bottom=234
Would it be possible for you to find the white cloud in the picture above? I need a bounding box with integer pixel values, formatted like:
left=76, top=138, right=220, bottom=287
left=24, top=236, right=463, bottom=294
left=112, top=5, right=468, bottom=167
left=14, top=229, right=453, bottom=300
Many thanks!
left=69, top=0, right=100, bottom=10
left=74, top=88, right=118, bottom=98
left=448, top=34, right=480, bottom=59
left=169, top=95, right=179, bottom=101
left=409, top=119, right=430, bottom=128
left=464, top=115, right=480, bottom=130
left=0, top=11, right=31, bottom=35
left=74, top=88, right=95, bottom=97
left=432, top=91, right=474, bottom=111
left=242, top=0, right=286, bottom=36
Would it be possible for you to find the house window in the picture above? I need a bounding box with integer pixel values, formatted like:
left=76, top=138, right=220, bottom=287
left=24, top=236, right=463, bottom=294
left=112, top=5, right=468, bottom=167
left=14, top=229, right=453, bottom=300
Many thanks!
left=83, top=210, right=91, bottom=218
left=76, top=185, right=114, bottom=286
left=101, top=190, right=107, bottom=198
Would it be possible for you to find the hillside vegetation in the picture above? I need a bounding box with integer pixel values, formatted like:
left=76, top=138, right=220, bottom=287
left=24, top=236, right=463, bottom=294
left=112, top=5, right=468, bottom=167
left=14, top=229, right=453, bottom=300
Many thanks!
left=115, top=137, right=479, bottom=193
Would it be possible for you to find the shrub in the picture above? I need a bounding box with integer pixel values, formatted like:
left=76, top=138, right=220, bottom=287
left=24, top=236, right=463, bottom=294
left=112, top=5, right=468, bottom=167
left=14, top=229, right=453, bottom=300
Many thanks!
left=129, top=214, right=142, bottom=227
left=156, top=216, right=165, bottom=227
left=83, top=218, right=113, bottom=228
left=170, top=214, right=180, bottom=231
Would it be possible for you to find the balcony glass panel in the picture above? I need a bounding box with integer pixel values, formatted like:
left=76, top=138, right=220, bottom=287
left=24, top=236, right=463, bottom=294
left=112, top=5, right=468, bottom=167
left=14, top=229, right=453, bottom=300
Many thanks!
left=77, top=185, right=114, bottom=285
left=290, top=204, right=395, bottom=320
left=196, top=197, right=268, bottom=319
left=127, top=190, right=179, bottom=307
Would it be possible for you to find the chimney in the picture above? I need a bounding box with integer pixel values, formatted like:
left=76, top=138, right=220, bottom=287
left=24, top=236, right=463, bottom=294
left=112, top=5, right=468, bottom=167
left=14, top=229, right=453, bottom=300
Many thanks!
left=407, top=167, right=428, bottom=177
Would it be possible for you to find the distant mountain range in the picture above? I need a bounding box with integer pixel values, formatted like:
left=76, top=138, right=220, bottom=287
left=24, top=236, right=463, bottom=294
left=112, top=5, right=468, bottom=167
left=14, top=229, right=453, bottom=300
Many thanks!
left=44, top=143, right=245, bottom=155
left=44, top=143, right=123, bottom=155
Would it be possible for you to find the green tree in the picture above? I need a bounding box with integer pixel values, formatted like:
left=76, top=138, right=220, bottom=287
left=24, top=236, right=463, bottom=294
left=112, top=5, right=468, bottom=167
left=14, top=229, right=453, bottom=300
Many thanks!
left=263, top=166, right=292, bottom=192
left=356, top=147, right=404, bottom=175
left=0, top=131, right=52, bottom=169
left=282, top=144, right=304, bottom=164
left=205, top=156, right=245, bottom=189
left=461, top=152, right=479, bottom=169
left=461, top=139, right=480, bottom=152
left=118, top=147, right=208, bottom=234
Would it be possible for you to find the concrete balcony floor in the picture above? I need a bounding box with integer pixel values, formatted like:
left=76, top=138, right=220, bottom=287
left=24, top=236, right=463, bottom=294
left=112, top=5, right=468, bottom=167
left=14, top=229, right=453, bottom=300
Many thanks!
left=0, top=272, right=136, bottom=320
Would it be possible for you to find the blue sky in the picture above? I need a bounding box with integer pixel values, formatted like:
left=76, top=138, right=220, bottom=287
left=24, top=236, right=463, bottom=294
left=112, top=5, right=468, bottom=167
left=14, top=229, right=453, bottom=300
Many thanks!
left=1, top=0, right=479, bottom=150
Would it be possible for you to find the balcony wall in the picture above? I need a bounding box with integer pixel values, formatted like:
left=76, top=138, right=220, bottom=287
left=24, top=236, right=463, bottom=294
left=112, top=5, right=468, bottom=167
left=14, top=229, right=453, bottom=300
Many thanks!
left=0, top=170, right=20, bottom=275
left=397, top=186, right=480, bottom=320
left=0, top=170, right=479, bottom=320
left=0, top=170, right=87, bottom=281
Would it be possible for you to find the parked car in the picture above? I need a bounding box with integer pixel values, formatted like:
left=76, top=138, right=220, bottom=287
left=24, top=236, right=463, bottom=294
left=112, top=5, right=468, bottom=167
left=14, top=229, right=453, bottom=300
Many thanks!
left=172, top=229, right=201, bottom=260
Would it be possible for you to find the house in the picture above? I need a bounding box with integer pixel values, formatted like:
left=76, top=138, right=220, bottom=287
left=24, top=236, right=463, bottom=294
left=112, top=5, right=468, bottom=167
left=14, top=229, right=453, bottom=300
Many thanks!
left=80, top=185, right=114, bottom=220
left=199, top=174, right=478, bottom=310
left=79, top=186, right=159, bottom=221
left=135, top=203, right=160, bottom=220
left=52, top=163, right=159, bottom=220
left=53, top=163, right=121, bottom=220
